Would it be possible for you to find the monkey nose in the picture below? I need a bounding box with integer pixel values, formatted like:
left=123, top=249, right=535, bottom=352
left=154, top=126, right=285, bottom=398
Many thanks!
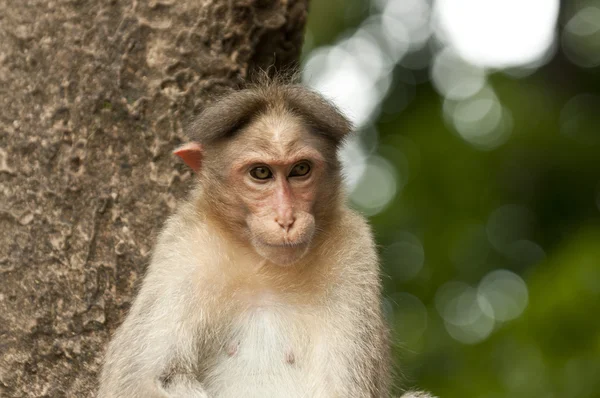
left=275, top=211, right=295, bottom=232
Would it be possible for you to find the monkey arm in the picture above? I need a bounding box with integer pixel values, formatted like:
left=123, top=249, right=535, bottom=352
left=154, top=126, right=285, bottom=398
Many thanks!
left=347, top=278, right=393, bottom=398
left=334, top=212, right=436, bottom=398
left=98, top=275, right=189, bottom=398
left=162, top=375, right=209, bottom=397
left=99, top=273, right=211, bottom=397
left=98, top=290, right=177, bottom=397
left=315, top=209, right=392, bottom=398
left=99, top=218, right=210, bottom=398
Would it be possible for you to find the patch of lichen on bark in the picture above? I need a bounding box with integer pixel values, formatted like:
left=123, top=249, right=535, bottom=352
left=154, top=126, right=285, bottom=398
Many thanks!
left=0, top=0, right=307, bottom=396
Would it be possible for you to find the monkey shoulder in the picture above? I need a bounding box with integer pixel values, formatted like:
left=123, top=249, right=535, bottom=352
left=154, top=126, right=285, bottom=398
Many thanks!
left=321, top=207, right=381, bottom=295
left=340, top=207, right=374, bottom=237
left=335, top=207, right=378, bottom=264
left=146, top=201, right=211, bottom=276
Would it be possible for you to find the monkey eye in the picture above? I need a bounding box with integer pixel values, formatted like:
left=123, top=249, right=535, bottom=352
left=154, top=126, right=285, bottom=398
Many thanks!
left=289, top=162, right=311, bottom=178
left=249, top=166, right=273, bottom=180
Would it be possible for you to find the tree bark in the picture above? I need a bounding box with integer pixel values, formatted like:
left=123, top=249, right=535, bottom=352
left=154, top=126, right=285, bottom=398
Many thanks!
left=0, top=0, right=307, bottom=396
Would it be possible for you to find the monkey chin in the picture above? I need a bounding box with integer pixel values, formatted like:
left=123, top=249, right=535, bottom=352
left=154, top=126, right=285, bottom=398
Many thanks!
left=252, top=240, right=311, bottom=267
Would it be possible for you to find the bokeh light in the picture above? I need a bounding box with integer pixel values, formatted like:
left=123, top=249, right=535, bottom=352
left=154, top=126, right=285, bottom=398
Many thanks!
left=339, top=135, right=369, bottom=192
left=435, top=281, right=495, bottom=344
left=560, top=93, right=600, bottom=145
left=303, top=45, right=385, bottom=128
left=478, top=270, right=528, bottom=322
left=443, top=86, right=513, bottom=150
left=388, top=292, right=429, bottom=344
left=431, top=47, right=486, bottom=100
left=383, top=232, right=425, bottom=281
left=349, top=155, right=399, bottom=216
left=376, top=0, right=432, bottom=51
left=435, top=270, right=528, bottom=345
left=505, top=240, right=546, bottom=268
left=562, top=5, right=600, bottom=68
left=433, top=0, right=560, bottom=68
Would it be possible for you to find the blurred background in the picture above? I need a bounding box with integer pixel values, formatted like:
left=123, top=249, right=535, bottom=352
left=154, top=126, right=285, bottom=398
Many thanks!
left=301, top=0, right=600, bottom=397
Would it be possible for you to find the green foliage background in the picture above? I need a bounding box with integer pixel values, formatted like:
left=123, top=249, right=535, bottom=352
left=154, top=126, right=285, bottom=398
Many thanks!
left=305, top=1, right=600, bottom=397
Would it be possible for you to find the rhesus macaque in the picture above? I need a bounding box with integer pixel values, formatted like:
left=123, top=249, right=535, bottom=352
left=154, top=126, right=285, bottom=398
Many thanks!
left=99, top=81, right=434, bottom=398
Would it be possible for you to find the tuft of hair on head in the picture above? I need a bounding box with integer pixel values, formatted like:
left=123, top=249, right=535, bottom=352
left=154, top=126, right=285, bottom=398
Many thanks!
left=245, top=66, right=300, bottom=88
left=186, top=73, right=353, bottom=148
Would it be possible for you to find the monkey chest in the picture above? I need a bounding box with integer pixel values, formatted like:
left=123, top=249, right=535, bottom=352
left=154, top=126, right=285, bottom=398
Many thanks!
left=203, top=306, right=328, bottom=398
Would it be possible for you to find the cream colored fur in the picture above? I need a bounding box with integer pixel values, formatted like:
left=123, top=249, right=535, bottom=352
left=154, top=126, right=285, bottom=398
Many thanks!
left=99, top=193, right=391, bottom=397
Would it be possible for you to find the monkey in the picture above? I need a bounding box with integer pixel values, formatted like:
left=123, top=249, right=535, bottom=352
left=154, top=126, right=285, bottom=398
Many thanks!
left=98, top=80, right=435, bottom=398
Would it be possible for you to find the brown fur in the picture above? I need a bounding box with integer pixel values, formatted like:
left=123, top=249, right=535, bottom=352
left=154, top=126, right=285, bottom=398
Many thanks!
left=188, top=80, right=352, bottom=148
left=99, top=82, right=433, bottom=398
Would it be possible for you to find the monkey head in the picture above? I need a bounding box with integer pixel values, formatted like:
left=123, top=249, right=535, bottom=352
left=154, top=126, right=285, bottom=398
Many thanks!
left=174, top=84, right=352, bottom=266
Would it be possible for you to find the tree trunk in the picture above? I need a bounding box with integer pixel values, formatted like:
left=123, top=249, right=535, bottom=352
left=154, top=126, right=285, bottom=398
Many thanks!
left=0, top=0, right=307, bottom=396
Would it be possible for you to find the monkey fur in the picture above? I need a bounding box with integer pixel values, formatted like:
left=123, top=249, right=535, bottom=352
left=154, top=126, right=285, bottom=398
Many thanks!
left=98, top=81, right=434, bottom=398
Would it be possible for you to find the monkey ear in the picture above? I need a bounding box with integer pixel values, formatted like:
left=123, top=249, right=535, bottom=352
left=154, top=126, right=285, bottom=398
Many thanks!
left=173, top=142, right=203, bottom=172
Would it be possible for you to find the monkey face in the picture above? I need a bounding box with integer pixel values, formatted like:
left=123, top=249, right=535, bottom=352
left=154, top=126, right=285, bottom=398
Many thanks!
left=243, top=160, right=318, bottom=266
left=202, top=111, right=338, bottom=266
left=233, top=136, right=325, bottom=265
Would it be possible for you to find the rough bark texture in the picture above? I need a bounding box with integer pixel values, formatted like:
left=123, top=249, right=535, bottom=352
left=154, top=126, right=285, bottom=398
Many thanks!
left=0, top=0, right=307, bottom=396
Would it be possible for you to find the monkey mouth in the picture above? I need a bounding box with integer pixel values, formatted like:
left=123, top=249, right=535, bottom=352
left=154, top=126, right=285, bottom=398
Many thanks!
left=256, top=240, right=311, bottom=266
left=252, top=237, right=313, bottom=266
left=262, top=240, right=308, bottom=249
left=259, top=234, right=312, bottom=249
